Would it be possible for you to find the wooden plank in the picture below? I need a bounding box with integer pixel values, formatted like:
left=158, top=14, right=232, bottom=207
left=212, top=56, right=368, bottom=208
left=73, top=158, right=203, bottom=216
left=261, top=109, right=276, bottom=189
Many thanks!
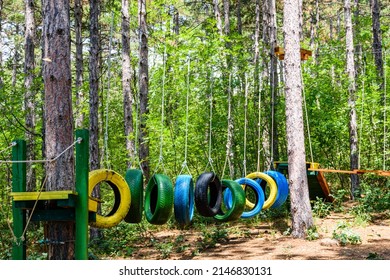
left=274, top=47, right=312, bottom=61
left=10, top=190, right=78, bottom=201
left=307, top=168, right=357, bottom=174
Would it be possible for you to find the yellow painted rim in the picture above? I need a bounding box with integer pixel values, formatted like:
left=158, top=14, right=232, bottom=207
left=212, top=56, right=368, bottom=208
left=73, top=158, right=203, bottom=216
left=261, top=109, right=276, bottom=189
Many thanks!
left=88, top=169, right=131, bottom=228
left=245, top=172, right=277, bottom=210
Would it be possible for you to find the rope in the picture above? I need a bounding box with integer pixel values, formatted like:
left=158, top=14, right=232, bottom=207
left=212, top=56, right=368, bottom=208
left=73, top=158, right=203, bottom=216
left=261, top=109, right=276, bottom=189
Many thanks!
left=222, top=73, right=233, bottom=179
left=0, top=142, right=16, bottom=155
left=358, top=60, right=366, bottom=169
left=256, top=69, right=263, bottom=172
left=384, top=49, right=387, bottom=170
left=132, top=86, right=143, bottom=172
left=205, top=76, right=216, bottom=173
left=154, top=44, right=167, bottom=175
left=0, top=138, right=82, bottom=164
left=270, top=55, right=275, bottom=165
left=180, top=54, right=192, bottom=176
left=102, top=11, right=115, bottom=169
left=243, top=74, right=249, bottom=176
left=301, top=64, right=314, bottom=163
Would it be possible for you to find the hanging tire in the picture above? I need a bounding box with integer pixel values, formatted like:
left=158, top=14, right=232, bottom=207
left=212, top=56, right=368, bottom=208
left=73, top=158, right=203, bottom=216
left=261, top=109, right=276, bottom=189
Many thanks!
left=124, top=169, right=144, bottom=223
left=88, top=169, right=131, bottom=229
left=225, top=177, right=265, bottom=218
left=246, top=172, right=277, bottom=210
left=261, top=171, right=289, bottom=208
left=214, top=179, right=245, bottom=222
left=144, top=174, right=174, bottom=225
left=195, top=172, right=222, bottom=217
left=174, top=175, right=194, bottom=226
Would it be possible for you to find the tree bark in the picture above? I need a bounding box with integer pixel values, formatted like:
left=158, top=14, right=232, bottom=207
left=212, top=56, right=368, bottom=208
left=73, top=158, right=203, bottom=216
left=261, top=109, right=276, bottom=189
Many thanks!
left=213, top=0, right=223, bottom=36
left=74, top=0, right=84, bottom=128
left=122, top=0, right=135, bottom=169
left=237, top=0, right=242, bottom=35
left=283, top=0, right=313, bottom=238
left=89, top=0, right=100, bottom=171
left=24, top=0, right=37, bottom=192
left=138, top=0, right=150, bottom=180
left=0, top=0, right=3, bottom=88
left=371, top=0, right=384, bottom=89
left=42, top=0, right=75, bottom=259
left=345, top=0, right=360, bottom=199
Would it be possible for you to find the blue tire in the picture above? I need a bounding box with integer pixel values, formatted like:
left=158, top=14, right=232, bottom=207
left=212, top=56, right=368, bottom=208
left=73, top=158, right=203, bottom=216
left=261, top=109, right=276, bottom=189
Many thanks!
left=256, top=171, right=289, bottom=208
left=174, top=175, right=194, bottom=225
left=225, top=178, right=265, bottom=218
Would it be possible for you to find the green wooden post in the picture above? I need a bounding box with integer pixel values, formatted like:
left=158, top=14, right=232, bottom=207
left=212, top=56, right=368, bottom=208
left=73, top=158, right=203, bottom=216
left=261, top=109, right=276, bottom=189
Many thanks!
left=12, top=139, right=27, bottom=260
left=75, top=129, right=89, bottom=260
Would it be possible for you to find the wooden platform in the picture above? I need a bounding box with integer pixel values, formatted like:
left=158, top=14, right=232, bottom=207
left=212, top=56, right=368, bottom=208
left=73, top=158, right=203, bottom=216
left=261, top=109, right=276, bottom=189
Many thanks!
left=274, top=161, right=334, bottom=202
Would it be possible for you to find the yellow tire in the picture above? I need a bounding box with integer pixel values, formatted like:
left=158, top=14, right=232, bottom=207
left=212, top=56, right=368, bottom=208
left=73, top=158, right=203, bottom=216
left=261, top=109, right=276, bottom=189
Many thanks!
left=245, top=172, right=277, bottom=210
left=88, top=169, right=131, bottom=228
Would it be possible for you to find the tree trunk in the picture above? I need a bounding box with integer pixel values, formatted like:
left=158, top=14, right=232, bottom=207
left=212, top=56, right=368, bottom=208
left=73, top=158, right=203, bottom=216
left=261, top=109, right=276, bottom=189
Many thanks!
left=213, top=0, right=223, bottom=36
left=283, top=0, right=313, bottom=239
left=345, top=0, right=360, bottom=199
left=122, top=0, right=135, bottom=169
left=24, top=0, right=37, bottom=192
left=371, top=0, right=384, bottom=89
left=138, top=0, right=150, bottom=180
left=0, top=0, right=3, bottom=88
left=42, top=0, right=75, bottom=259
left=74, top=0, right=84, bottom=128
left=237, top=0, right=242, bottom=35
left=89, top=0, right=101, bottom=240
left=89, top=0, right=100, bottom=171
left=12, top=24, right=20, bottom=89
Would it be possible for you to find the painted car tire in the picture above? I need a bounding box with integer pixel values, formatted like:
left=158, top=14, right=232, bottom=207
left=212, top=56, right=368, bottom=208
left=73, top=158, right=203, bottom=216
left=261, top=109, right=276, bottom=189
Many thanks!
left=124, top=169, right=144, bottom=223
left=225, top=177, right=265, bottom=218
left=259, top=171, right=289, bottom=208
left=246, top=172, right=278, bottom=210
left=214, top=179, right=245, bottom=222
left=195, top=172, right=222, bottom=217
left=174, top=175, right=194, bottom=226
left=88, top=169, right=131, bottom=228
left=144, top=174, right=174, bottom=225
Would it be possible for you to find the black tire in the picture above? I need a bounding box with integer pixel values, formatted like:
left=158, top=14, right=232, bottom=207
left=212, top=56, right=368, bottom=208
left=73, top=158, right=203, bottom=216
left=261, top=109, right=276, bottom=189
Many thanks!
left=144, top=174, right=174, bottom=225
left=214, top=179, right=245, bottom=222
left=195, top=172, right=222, bottom=217
left=124, top=169, right=144, bottom=223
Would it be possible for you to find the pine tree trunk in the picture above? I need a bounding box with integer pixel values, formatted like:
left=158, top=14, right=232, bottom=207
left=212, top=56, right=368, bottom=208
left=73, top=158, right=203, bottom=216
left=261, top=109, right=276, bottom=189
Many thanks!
left=138, top=0, right=150, bottom=180
left=213, top=0, right=223, bottom=35
left=371, top=0, right=384, bottom=89
left=283, top=0, right=313, bottom=238
left=12, top=24, right=20, bottom=88
left=89, top=0, right=100, bottom=171
left=0, top=0, right=3, bottom=88
left=122, top=0, right=135, bottom=169
left=345, top=0, right=360, bottom=199
left=24, top=0, right=37, bottom=192
left=237, top=0, right=242, bottom=35
left=74, top=0, right=84, bottom=128
left=42, top=0, right=75, bottom=259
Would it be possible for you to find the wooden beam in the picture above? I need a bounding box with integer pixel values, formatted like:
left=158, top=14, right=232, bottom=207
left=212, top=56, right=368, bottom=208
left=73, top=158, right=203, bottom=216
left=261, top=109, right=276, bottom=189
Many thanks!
left=274, top=46, right=312, bottom=61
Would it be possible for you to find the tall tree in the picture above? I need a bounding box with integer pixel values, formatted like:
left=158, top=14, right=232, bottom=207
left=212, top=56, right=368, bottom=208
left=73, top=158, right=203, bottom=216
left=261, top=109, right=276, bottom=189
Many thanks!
left=138, top=0, right=150, bottom=180
left=344, top=0, right=360, bottom=199
left=42, top=0, right=74, bottom=259
left=213, top=0, right=223, bottom=36
left=283, top=0, right=313, bottom=238
left=122, top=0, right=135, bottom=168
left=0, top=0, right=3, bottom=88
left=370, top=0, right=384, bottom=88
left=223, top=0, right=234, bottom=178
left=89, top=0, right=100, bottom=171
left=24, top=0, right=37, bottom=192
left=74, top=0, right=84, bottom=128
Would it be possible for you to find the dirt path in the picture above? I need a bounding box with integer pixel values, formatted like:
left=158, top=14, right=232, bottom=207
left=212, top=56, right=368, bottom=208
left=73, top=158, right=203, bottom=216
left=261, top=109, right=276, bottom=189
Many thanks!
left=127, top=211, right=390, bottom=260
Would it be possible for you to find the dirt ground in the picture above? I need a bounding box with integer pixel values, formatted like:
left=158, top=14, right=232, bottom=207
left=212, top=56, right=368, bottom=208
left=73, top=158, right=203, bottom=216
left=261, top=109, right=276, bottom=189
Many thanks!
left=126, top=207, right=390, bottom=260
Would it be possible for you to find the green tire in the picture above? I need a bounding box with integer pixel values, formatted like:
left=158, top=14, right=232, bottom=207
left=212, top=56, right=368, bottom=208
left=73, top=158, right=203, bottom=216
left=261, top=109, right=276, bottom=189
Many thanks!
left=144, top=174, right=174, bottom=225
left=124, top=169, right=144, bottom=223
left=214, top=179, right=246, bottom=222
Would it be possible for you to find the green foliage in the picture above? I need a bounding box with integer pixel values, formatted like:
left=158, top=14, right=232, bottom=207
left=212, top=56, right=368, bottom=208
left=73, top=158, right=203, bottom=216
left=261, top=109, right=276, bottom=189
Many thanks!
left=332, top=222, right=362, bottom=246
left=312, top=197, right=332, bottom=218
left=305, top=226, right=320, bottom=241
